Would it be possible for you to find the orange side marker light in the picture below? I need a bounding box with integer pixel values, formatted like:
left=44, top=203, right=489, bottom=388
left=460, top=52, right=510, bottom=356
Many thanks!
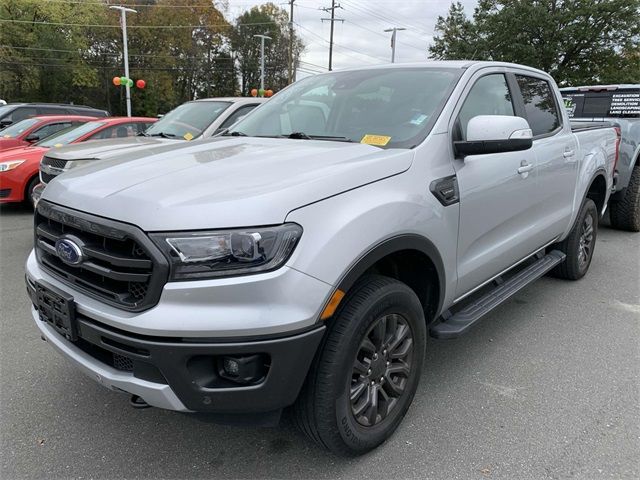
left=320, top=289, right=345, bottom=320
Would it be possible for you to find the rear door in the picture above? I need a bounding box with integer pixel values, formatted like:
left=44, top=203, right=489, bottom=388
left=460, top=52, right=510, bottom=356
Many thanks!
left=452, top=72, right=538, bottom=298
left=515, top=74, right=577, bottom=239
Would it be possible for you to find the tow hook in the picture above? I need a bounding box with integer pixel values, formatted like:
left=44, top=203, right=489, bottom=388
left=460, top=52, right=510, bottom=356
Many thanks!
left=130, top=394, right=151, bottom=409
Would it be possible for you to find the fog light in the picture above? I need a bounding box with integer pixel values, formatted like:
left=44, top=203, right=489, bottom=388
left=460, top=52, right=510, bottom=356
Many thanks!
left=223, top=357, right=240, bottom=377
left=219, top=354, right=268, bottom=385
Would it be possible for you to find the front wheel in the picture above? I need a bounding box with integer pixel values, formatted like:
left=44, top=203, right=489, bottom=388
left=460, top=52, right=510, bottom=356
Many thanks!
left=551, top=198, right=598, bottom=280
left=25, top=176, right=39, bottom=209
left=294, top=275, right=426, bottom=455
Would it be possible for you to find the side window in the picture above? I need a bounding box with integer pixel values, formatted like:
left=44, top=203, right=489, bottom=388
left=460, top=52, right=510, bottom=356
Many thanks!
left=38, top=106, right=64, bottom=115
left=218, top=105, right=258, bottom=130
left=12, top=107, right=38, bottom=122
left=89, top=123, right=138, bottom=140
left=33, top=122, right=72, bottom=140
left=457, top=74, right=514, bottom=139
left=515, top=75, right=561, bottom=137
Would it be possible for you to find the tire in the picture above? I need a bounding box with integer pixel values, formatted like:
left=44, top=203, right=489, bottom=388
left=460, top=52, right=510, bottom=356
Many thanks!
left=609, top=165, right=640, bottom=232
left=551, top=198, right=598, bottom=280
left=25, top=176, right=39, bottom=209
left=293, top=275, right=426, bottom=456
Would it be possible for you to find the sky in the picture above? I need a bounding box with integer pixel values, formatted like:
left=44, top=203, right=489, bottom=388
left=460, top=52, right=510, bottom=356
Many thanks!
left=226, top=0, right=478, bottom=77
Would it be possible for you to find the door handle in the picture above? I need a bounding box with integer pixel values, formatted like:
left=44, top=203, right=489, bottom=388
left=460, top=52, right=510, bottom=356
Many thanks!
left=563, top=149, right=575, bottom=158
left=517, top=162, right=534, bottom=174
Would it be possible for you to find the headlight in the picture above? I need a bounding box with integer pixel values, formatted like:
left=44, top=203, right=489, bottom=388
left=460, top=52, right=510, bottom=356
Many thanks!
left=65, top=159, right=94, bottom=171
left=0, top=160, right=26, bottom=172
left=150, top=223, right=302, bottom=280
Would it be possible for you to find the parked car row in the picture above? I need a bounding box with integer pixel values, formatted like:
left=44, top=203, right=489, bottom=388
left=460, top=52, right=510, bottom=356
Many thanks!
left=0, top=97, right=266, bottom=207
left=18, top=61, right=634, bottom=456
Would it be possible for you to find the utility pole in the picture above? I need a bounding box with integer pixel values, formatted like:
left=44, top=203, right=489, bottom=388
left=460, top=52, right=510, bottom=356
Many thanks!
left=253, top=34, right=272, bottom=91
left=288, top=0, right=295, bottom=84
left=384, top=27, right=406, bottom=63
left=321, top=1, right=343, bottom=71
left=110, top=5, right=137, bottom=117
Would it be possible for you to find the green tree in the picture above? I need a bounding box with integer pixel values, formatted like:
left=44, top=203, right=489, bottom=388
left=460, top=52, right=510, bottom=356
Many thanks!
left=231, top=2, right=304, bottom=95
left=429, top=0, right=640, bottom=85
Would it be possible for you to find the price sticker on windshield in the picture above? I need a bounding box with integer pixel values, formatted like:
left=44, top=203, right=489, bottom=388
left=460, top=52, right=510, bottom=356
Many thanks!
left=361, top=134, right=391, bottom=146
left=183, top=132, right=194, bottom=141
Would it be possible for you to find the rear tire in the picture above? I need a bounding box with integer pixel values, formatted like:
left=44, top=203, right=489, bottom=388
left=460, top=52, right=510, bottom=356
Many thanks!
left=551, top=199, right=598, bottom=280
left=294, top=275, right=426, bottom=456
left=609, top=165, right=640, bottom=232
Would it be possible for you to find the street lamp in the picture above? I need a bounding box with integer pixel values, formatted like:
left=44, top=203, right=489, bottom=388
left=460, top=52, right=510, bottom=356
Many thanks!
left=384, top=27, right=406, bottom=63
left=110, top=5, right=137, bottom=117
left=253, top=34, right=272, bottom=91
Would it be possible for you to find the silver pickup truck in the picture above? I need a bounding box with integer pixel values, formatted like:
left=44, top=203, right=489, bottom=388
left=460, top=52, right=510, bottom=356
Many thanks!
left=26, top=61, right=618, bottom=456
left=561, top=85, right=639, bottom=231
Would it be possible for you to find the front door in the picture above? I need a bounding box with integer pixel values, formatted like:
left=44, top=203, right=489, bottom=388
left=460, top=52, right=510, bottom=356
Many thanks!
left=452, top=72, right=539, bottom=298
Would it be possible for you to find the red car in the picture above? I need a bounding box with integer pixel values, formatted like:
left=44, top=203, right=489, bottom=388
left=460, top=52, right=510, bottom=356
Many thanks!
left=0, top=115, right=98, bottom=151
left=0, top=116, right=156, bottom=206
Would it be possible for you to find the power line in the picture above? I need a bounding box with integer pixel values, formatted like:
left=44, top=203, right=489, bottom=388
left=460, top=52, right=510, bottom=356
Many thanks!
left=0, top=45, right=235, bottom=61
left=0, top=18, right=275, bottom=29
left=320, top=1, right=344, bottom=71
left=294, top=21, right=384, bottom=64
left=339, top=0, right=430, bottom=35
left=42, top=0, right=237, bottom=8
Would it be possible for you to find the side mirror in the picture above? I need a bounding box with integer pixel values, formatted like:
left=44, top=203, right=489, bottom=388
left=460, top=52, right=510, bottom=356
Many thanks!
left=454, top=115, right=533, bottom=158
left=25, top=133, right=40, bottom=143
left=0, top=119, right=12, bottom=129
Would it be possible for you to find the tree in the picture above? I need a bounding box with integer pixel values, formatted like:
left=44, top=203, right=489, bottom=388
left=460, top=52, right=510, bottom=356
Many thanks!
left=231, top=2, right=304, bottom=95
left=429, top=0, right=640, bottom=85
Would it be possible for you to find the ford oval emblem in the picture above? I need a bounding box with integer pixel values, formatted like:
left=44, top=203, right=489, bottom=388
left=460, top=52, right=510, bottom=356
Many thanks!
left=55, top=238, right=84, bottom=265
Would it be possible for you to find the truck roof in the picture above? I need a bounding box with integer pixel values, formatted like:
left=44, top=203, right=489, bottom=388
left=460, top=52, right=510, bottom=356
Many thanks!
left=321, top=60, right=553, bottom=78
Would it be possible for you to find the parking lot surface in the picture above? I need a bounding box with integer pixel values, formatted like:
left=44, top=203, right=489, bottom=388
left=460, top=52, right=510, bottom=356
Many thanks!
left=1, top=203, right=638, bottom=479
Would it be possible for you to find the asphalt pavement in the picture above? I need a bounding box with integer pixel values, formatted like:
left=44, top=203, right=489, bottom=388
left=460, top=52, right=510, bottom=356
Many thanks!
left=1, top=202, right=638, bottom=479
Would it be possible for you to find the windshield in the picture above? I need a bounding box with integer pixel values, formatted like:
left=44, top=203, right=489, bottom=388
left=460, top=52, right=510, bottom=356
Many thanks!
left=229, top=67, right=461, bottom=148
left=0, top=105, right=14, bottom=120
left=0, top=118, right=39, bottom=138
left=37, top=121, right=106, bottom=147
left=145, top=101, right=232, bottom=139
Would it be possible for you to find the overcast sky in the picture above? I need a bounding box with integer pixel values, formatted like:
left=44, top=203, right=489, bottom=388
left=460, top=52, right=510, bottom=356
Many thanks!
left=226, top=0, right=478, bottom=77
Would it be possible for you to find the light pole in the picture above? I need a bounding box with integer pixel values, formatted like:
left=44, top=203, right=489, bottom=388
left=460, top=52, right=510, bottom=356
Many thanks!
left=253, top=34, right=271, bottom=91
left=110, top=5, right=137, bottom=116
left=384, top=27, right=406, bottom=63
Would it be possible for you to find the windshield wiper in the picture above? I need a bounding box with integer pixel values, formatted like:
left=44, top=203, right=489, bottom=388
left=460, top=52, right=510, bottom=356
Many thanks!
left=146, top=132, right=179, bottom=139
left=221, top=130, right=248, bottom=137
left=136, top=132, right=149, bottom=137
left=280, top=132, right=354, bottom=142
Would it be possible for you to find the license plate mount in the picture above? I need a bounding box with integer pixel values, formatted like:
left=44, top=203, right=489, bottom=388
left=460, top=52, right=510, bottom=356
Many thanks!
left=35, top=281, right=78, bottom=341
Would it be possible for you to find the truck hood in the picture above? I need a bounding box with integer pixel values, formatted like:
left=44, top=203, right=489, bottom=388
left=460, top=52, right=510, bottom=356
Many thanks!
left=43, top=137, right=413, bottom=230
left=44, top=136, right=184, bottom=161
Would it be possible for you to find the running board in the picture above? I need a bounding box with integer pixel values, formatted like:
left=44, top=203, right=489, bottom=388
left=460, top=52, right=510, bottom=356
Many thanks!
left=430, top=250, right=566, bottom=339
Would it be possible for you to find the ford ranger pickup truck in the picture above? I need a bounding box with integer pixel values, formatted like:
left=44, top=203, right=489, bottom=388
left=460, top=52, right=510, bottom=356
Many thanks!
left=26, top=62, right=618, bottom=456
left=561, top=85, right=639, bottom=231
left=34, top=97, right=267, bottom=201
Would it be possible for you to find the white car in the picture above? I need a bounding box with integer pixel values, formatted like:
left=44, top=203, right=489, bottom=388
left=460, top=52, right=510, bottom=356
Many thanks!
left=37, top=97, right=267, bottom=190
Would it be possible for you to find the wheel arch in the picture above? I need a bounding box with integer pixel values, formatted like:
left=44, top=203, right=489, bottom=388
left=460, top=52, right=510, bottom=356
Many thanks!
left=585, top=169, right=608, bottom=217
left=335, top=235, right=445, bottom=323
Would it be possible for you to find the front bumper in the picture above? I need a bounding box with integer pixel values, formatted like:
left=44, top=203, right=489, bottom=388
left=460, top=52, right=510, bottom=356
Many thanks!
left=27, top=283, right=325, bottom=413
left=0, top=168, right=28, bottom=203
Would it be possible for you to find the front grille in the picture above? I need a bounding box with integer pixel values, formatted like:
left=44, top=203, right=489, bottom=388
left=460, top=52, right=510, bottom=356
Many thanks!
left=113, top=353, right=134, bottom=371
left=41, top=156, right=67, bottom=170
left=40, top=172, right=56, bottom=184
left=0, top=188, right=11, bottom=198
left=34, top=200, right=168, bottom=311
